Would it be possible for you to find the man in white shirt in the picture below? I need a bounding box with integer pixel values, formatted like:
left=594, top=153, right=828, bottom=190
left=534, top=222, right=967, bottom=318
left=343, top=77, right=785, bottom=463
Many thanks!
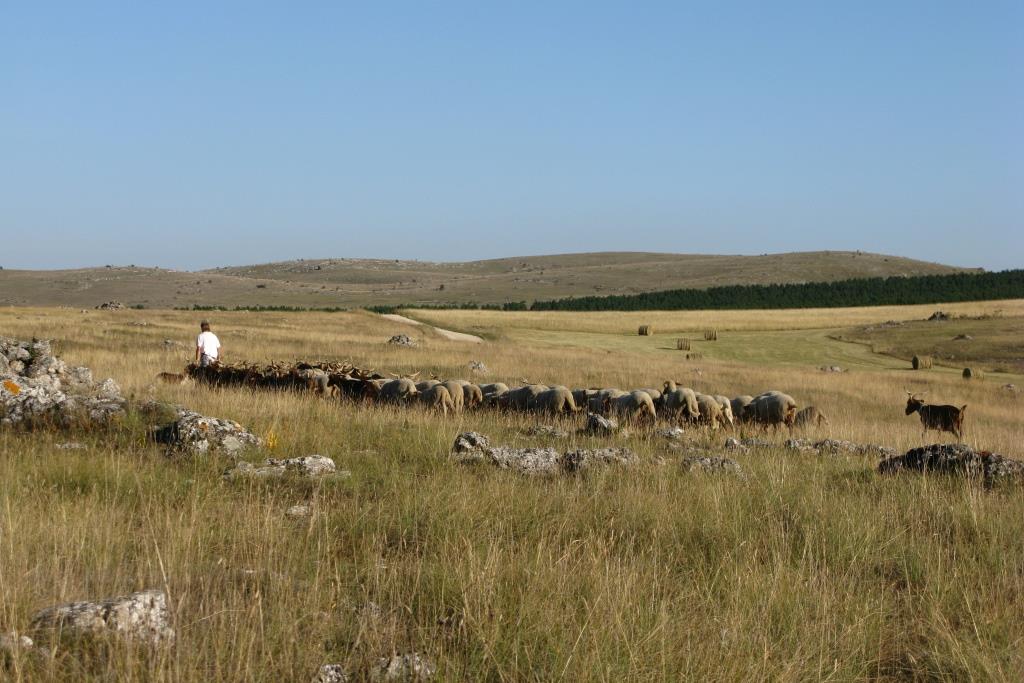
left=195, top=320, right=222, bottom=367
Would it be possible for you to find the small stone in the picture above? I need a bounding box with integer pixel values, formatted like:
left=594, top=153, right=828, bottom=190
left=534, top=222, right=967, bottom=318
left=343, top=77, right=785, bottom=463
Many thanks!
left=313, top=664, right=351, bottom=683
left=682, top=455, right=746, bottom=478
left=657, top=427, right=685, bottom=440
left=468, top=360, right=488, bottom=375
left=452, top=431, right=489, bottom=454
left=584, top=412, right=618, bottom=435
left=387, top=334, right=417, bottom=347
left=286, top=504, right=312, bottom=519
left=370, top=652, right=436, bottom=681
left=55, top=441, right=86, bottom=450
left=525, top=425, right=569, bottom=438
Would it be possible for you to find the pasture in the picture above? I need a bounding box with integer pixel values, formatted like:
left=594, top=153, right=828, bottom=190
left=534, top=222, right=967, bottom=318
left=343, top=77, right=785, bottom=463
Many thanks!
left=1, top=302, right=1023, bottom=681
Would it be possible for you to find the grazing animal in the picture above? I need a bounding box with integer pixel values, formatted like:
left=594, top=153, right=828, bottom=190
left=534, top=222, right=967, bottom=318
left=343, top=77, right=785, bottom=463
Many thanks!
left=637, top=388, right=662, bottom=402
left=156, top=372, right=189, bottom=385
left=591, top=388, right=627, bottom=414
left=747, top=391, right=798, bottom=431
left=572, top=388, right=598, bottom=408
left=534, top=386, right=581, bottom=414
left=419, top=384, right=455, bottom=415
left=660, top=382, right=699, bottom=421
left=794, top=406, right=829, bottom=428
left=905, top=392, right=966, bottom=440
left=713, top=395, right=735, bottom=426
left=730, top=395, right=754, bottom=423
left=441, top=380, right=465, bottom=412
left=415, top=380, right=440, bottom=392
left=500, top=384, right=549, bottom=411
left=694, top=393, right=726, bottom=429
left=456, top=381, right=484, bottom=408
left=372, top=378, right=418, bottom=404
left=607, top=390, right=657, bottom=424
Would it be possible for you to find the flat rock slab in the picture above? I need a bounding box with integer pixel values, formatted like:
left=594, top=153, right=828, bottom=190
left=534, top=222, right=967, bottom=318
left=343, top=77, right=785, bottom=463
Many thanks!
left=785, top=438, right=897, bottom=459
left=225, top=455, right=345, bottom=480
left=879, top=444, right=1024, bottom=485
left=584, top=413, right=618, bottom=435
left=452, top=432, right=636, bottom=476
left=30, top=589, right=174, bottom=645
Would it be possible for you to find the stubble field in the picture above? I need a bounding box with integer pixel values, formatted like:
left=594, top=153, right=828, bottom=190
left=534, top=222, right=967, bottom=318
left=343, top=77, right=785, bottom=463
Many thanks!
left=1, top=302, right=1022, bottom=681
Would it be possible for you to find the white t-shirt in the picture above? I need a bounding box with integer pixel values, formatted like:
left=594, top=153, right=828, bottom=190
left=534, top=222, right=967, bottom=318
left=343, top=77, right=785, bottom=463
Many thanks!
left=197, top=331, right=221, bottom=359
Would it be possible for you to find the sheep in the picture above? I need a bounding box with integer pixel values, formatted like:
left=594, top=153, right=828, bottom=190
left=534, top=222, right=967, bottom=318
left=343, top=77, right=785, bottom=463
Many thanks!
left=660, top=382, right=699, bottom=421
left=607, top=390, right=657, bottom=424
left=500, top=384, right=549, bottom=411
left=479, top=383, right=510, bottom=405
left=419, top=384, right=455, bottom=415
left=713, top=395, right=735, bottom=426
left=572, top=388, right=598, bottom=408
left=638, top=388, right=663, bottom=403
left=591, top=388, right=627, bottom=414
left=730, top=395, right=754, bottom=423
left=905, top=392, right=966, bottom=441
left=694, top=393, right=726, bottom=429
left=534, top=385, right=581, bottom=414
left=441, top=380, right=465, bottom=412
left=415, top=380, right=440, bottom=393
left=373, top=378, right=418, bottom=404
left=456, top=380, right=484, bottom=408
left=794, top=406, right=829, bottom=428
left=746, top=391, right=797, bottom=431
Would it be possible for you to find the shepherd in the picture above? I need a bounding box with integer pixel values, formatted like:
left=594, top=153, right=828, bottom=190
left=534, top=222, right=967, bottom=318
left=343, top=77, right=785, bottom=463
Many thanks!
left=196, top=320, right=222, bottom=367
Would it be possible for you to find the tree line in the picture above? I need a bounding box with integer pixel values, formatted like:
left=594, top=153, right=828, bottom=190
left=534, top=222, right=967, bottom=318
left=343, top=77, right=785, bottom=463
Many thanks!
left=530, top=270, right=1024, bottom=311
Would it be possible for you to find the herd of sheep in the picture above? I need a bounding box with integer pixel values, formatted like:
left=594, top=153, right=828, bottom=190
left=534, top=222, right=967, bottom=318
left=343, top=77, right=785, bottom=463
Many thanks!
left=351, top=375, right=815, bottom=431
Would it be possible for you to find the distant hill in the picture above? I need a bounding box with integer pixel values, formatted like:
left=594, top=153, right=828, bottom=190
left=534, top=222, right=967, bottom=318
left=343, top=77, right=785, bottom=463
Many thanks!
left=0, top=251, right=977, bottom=309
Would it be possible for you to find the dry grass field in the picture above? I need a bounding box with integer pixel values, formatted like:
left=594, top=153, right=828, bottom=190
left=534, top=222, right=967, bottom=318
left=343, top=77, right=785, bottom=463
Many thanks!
left=1, top=302, right=1023, bottom=681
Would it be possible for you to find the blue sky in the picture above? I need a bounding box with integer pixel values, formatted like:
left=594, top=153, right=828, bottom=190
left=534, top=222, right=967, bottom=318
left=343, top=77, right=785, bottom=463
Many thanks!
left=1, top=1, right=1021, bottom=270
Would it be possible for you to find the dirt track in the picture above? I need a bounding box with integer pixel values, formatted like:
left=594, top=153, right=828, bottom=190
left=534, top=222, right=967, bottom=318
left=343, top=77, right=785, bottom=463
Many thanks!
left=380, top=313, right=484, bottom=343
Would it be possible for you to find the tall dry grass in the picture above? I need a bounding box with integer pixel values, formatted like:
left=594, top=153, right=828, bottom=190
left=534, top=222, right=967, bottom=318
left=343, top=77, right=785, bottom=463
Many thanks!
left=0, top=306, right=1022, bottom=681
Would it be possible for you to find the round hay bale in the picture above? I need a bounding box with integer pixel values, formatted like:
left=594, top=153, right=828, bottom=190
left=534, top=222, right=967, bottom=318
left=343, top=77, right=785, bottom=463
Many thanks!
left=638, top=325, right=653, bottom=336
left=962, top=367, right=982, bottom=380
left=676, top=338, right=690, bottom=351
left=912, top=355, right=932, bottom=370
left=703, top=329, right=718, bottom=341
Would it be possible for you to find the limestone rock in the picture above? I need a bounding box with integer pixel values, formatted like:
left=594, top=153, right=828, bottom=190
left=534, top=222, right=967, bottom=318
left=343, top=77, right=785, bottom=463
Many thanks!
left=151, top=405, right=262, bottom=457
left=313, top=664, right=351, bottom=682
left=286, top=504, right=312, bottom=519
left=387, top=334, right=416, bottom=348
left=1, top=337, right=126, bottom=427
left=879, top=443, right=1024, bottom=485
left=682, top=455, right=746, bottom=478
left=562, top=447, right=636, bottom=473
left=451, top=431, right=489, bottom=457
left=370, top=653, right=436, bottom=681
left=657, top=427, right=685, bottom=440
left=525, top=425, right=569, bottom=438
left=224, top=455, right=345, bottom=480
left=30, top=589, right=174, bottom=645
left=484, top=447, right=562, bottom=475
left=584, top=412, right=618, bottom=435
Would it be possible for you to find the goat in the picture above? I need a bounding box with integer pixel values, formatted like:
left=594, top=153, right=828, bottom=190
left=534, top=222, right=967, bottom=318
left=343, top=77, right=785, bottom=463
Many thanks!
left=905, top=391, right=966, bottom=441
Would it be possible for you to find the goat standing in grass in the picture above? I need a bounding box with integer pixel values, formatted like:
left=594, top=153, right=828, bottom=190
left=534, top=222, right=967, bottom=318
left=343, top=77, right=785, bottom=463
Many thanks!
left=905, top=391, right=967, bottom=441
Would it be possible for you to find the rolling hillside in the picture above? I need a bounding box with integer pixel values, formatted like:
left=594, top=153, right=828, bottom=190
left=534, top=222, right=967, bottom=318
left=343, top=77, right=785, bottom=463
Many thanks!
left=0, top=251, right=974, bottom=309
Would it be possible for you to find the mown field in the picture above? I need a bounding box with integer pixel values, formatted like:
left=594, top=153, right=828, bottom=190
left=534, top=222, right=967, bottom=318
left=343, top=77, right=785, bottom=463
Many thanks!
left=1, top=302, right=1022, bottom=681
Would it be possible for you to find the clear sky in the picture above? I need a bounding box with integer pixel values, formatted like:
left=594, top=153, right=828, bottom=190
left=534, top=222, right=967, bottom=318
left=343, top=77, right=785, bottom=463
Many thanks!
left=2, top=1, right=1021, bottom=271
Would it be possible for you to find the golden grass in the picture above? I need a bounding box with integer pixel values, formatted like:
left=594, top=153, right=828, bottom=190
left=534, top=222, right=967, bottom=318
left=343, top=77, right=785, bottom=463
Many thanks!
left=408, top=299, right=1024, bottom=334
left=1, top=305, right=1022, bottom=681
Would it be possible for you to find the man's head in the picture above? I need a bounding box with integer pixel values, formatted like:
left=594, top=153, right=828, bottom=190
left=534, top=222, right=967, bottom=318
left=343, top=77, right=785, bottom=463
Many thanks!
left=200, top=320, right=211, bottom=332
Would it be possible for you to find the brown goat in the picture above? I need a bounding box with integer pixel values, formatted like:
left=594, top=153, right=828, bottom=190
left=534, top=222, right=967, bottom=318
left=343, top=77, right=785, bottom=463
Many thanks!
left=905, top=392, right=966, bottom=441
